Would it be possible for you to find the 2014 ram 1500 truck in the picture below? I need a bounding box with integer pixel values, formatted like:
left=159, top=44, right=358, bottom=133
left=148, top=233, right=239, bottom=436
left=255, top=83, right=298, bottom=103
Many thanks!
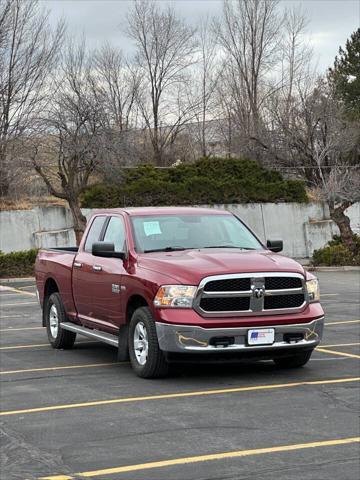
left=35, top=207, right=324, bottom=378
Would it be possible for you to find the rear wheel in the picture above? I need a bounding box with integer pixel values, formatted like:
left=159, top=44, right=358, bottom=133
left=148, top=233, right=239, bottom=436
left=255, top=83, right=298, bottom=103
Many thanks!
left=273, top=349, right=313, bottom=368
left=128, top=307, right=168, bottom=378
left=45, top=292, right=76, bottom=349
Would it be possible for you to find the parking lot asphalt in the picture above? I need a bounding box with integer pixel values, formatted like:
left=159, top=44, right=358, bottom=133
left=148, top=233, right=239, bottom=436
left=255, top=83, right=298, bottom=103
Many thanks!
left=0, top=272, right=359, bottom=480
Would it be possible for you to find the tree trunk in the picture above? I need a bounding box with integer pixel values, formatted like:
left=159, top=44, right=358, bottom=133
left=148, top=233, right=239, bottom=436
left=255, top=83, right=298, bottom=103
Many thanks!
left=0, top=147, right=10, bottom=197
left=68, top=197, right=87, bottom=246
left=329, top=201, right=355, bottom=251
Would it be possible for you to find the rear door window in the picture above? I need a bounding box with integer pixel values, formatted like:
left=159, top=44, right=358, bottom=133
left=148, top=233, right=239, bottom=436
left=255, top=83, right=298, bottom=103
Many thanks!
left=84, top=216, right=106, bottom=252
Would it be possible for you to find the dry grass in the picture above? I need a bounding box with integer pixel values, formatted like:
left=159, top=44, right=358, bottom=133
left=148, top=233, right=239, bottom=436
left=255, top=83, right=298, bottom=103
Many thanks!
left=0, top=196, right=67, bottom=211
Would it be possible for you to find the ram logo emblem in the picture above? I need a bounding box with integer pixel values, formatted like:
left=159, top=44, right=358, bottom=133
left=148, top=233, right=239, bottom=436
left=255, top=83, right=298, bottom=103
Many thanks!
left=253, top=287, right=265, bottom=299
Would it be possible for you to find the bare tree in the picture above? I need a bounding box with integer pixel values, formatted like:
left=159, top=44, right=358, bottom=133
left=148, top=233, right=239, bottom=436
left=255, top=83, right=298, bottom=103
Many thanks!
left=94, top=44, right=140, bottom=133
left=0, top=0, right=64, bottom=197
left=191, top=16, right=219, bottom=158
left=267, top=78, right=359, bottom=249
left=216, top=0, right=281, bottom=151
left=126, top=0, right=197, bottom=166
left=93, top=43, right=144, bottom=175
left=31, top=40, right=108, bottom=243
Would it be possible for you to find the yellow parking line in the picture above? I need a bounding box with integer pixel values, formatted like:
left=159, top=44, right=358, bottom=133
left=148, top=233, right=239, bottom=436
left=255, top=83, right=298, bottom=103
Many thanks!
left=320, top=342, right=359, bottom=348
left=39, top=437, right=360, bottom=479
left=316, top=348, right=360, bottom=359
left=15, top=285, right=36, bottom=290
left=325, top=320, right=360, bottom=326
left=0, top=326, right=43, bottom=332
left=0, top=343, right=49, bottom=350
left=0, top=302, right=38, bottom=306
left=0, top=286, right=36, bottom=297
left=0, top=340, right=95, bottom=350
left=0, top=362, right=125, bottom=375
left=1, top=377, right=358, bottom=417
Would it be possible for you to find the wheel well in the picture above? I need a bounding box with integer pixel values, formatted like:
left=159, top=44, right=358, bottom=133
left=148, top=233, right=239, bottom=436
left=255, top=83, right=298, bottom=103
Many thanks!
left=42, top=278, right=59, bottom=326
left=44, top=278, right=59, bottom=300
left=126, top=295, right=148, bottom=323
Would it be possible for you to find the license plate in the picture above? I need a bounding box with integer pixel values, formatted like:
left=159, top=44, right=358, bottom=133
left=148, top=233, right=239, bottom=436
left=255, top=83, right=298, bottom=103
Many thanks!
left=248, top=328, right=275, bottom=345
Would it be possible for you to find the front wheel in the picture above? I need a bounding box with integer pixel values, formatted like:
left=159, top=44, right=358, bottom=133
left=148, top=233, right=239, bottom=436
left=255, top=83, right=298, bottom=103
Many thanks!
left=45, top=292, right=76, bottom=349
left=273, top=349, right=313, bottom=368
left=128, top=307, right=168, bottom=378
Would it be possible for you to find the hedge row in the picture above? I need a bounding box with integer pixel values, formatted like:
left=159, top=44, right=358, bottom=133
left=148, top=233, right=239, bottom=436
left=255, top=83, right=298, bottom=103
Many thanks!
left=312, top=235, right=360, bottom=266
left=0, top=249, right=38, bottom=278
left=81, top=158, right=308, bottom=208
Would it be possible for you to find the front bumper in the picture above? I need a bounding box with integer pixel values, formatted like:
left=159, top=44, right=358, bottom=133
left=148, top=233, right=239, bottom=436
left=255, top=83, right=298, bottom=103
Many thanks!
left=156, top=317, right=324, bottom=354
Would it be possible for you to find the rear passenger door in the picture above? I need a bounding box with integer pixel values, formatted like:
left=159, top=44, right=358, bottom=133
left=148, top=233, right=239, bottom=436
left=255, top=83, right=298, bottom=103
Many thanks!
left=90, top=215, right=127, bottom=329
left=72, top=215, right=107, bottom=325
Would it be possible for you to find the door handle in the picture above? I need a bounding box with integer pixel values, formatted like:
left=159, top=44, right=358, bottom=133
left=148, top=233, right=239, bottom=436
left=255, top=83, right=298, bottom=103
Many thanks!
left=92, top=265, right=102, bottom=272
left=74, top=262, right=82, bottom=268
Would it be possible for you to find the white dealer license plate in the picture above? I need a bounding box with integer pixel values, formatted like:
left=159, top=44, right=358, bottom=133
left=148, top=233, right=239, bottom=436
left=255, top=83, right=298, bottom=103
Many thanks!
left=248, top=328, right=275, bottom=345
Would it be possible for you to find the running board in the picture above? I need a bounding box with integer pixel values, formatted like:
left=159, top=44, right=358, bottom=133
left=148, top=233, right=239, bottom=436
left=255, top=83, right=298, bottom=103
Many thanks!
left=61, top=322, right=119, bottom=347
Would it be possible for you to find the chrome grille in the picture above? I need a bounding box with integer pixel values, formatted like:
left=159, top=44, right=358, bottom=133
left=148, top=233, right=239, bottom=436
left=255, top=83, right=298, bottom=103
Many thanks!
left=193, top=272, right=307, bottom=317
left=200, top=296, right=250, bottom=312
left=264, top=294, right=304, bottom=310
left=264, top=277, right=302, bottom=290
left=204, top=278, right=251, bottom=292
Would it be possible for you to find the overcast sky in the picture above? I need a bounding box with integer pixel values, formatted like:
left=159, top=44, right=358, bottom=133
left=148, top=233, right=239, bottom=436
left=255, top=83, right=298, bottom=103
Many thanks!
left=45, top=0, right=360, bottom=72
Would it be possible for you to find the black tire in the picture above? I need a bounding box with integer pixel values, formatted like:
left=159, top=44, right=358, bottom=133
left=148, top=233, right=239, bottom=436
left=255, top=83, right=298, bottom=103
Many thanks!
left=45, top=292, right=76, bottom=349
left=273, top=349, right=313, bottom=368
left=128, top=306, right=168, bottom=378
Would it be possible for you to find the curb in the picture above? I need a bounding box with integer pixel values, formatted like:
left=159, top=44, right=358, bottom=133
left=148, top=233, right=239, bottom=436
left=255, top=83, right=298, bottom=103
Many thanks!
left=0, top=277, right=35, bottom=283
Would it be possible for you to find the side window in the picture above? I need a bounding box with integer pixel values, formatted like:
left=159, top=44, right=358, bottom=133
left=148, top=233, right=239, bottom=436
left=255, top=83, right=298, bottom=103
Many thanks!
left=103, top=216, right=126, bottom=252
left=84, top=216, right=106, bottom=253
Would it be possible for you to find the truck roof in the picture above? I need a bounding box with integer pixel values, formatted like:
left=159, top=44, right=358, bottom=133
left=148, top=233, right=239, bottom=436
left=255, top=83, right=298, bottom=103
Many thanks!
left=92, top=207, right=232, bottom=216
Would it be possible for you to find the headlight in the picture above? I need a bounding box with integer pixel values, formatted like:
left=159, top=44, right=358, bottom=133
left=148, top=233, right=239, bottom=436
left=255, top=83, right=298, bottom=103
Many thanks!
left=154, top=285, right=197, bottom=308
left=306, top=278, right=320, bottom=302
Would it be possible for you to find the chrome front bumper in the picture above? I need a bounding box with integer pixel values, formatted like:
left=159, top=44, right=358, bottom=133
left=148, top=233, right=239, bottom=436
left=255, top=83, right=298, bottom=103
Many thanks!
left=156, top=317, right=324, bottom=354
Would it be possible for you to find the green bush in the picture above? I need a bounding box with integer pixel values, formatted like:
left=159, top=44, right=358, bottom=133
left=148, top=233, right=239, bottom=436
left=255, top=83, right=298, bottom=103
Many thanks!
left=81, top=157, right=308, bottom=208
left=312, top=235, right=360, bottom=266
left=0, top=249, right=38, bottom=278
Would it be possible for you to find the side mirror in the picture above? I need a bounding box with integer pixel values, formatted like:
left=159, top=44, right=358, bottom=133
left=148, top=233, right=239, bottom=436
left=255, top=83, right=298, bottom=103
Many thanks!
left=92, top=242, right=125, bottom=259
left=266, top=239, right=283, bottom=253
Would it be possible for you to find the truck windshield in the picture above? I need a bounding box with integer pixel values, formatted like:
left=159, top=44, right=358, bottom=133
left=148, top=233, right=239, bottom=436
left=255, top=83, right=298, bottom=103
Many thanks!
left=131, top=214, right=263, bottom=253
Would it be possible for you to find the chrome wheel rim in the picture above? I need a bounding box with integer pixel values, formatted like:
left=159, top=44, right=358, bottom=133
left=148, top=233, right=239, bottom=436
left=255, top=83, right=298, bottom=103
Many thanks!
left=49, top=304, right=59, bottom=338
left=133, top=322, right=148, bottom=365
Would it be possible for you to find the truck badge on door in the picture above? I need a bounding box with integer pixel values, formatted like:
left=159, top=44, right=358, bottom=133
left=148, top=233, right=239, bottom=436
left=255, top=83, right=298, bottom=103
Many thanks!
left=112, top=284, right=120, bottom=294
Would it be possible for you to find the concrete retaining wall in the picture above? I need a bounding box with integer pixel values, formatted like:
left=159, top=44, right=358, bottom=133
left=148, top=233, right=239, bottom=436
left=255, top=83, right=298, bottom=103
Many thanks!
left=0, top=203, right=359, bottom=258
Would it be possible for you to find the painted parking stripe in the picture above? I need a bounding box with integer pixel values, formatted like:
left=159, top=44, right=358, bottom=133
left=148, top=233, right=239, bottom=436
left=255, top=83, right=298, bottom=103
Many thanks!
left=1, top=377, right=358, bottom=417
left=0, top=341, right=96, bottom=350
left=325, top=320, right=360, bottom=326
left=1, top=338, right=359, bottom=351
left=320, top=342, right=359, bottom=348
left=0, top=285, right=36, bottom=296
left=0, top=362, right=125, bottom=375
left=39, top=437, right=360, bottom=480
left=0, top=301, right=38, bottom=306
left=316, top=347, right=360, bottom=359
left=0, top=343, right=50, bottom=350
left=0, top=326, right=43, bottom=332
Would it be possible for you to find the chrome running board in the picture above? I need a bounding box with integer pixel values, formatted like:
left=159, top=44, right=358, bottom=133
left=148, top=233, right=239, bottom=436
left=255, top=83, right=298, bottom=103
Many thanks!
left=61, top=322, right=119, bottom=347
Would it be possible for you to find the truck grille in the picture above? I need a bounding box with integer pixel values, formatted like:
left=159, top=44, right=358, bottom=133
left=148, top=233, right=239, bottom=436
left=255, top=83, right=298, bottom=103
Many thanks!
left=200, top=297, right=250, bottom=312
left=193, top=273, right=306, bottom=317
left=204, top=278, right=251, bottom=292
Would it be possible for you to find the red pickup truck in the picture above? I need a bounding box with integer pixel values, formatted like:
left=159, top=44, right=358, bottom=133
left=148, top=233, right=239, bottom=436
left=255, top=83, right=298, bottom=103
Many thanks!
left=35, top=207, right=324, bottom=378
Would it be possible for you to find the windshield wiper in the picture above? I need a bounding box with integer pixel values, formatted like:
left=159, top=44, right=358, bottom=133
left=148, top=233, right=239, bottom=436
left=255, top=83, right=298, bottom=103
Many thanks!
left=144, top=246, right=188, bottom=253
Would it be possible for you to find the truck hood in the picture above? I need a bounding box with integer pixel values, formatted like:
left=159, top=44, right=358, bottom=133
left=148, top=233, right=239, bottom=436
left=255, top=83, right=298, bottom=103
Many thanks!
left=137, top=248, right=305, bottom=285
